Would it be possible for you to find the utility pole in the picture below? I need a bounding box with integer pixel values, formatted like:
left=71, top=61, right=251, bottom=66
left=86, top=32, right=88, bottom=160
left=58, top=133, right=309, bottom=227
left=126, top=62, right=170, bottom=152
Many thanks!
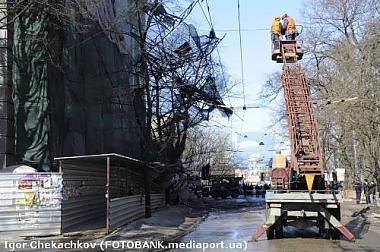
left=353, top=132, right=358, bottom=178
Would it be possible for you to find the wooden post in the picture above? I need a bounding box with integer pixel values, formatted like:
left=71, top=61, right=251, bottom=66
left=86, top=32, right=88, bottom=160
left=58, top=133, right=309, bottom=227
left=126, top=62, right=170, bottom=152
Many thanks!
left=144, top=165, right=151, bottom=218
left=106, top=156, right=110, bottom=232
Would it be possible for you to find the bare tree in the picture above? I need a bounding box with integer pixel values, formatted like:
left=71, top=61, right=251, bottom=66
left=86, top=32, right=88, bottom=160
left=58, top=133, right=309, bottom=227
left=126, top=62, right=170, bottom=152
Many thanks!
left=301, top=0, right=380, bottom=184
left=258, top=0, right=380, bottom=187
left=131, top=0, right=233, bottom=166
left=182, top=125, right=237, bottom=176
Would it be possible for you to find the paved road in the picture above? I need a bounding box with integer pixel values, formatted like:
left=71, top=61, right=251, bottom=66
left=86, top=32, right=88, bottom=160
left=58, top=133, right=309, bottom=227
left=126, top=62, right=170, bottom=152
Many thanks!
left=1, top=196, right=380, bottom=252
left=173, top=196, right=380, bottom=252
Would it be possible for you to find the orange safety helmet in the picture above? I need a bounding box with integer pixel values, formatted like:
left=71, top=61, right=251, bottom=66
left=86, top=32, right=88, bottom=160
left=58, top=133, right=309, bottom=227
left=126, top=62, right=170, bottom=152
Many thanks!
left=275, top=15, right=281, bottom=20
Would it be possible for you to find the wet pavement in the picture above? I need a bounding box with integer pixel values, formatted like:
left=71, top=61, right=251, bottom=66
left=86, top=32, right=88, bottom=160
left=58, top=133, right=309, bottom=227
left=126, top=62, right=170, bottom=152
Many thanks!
left=1, top=196, right=380, bottom=251
left=174, top=196, right=380, bottom=252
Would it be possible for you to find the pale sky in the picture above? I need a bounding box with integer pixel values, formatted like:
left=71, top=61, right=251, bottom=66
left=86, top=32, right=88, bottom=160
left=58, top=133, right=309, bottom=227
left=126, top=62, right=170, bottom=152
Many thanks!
left=186, top=0, right=304, bottom=156
left=187, top=0, right=304, bottom=129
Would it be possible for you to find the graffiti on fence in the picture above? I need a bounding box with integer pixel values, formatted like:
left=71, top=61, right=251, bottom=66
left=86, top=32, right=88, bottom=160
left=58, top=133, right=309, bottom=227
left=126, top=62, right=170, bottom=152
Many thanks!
left=62, top=180, right=83, bottom=201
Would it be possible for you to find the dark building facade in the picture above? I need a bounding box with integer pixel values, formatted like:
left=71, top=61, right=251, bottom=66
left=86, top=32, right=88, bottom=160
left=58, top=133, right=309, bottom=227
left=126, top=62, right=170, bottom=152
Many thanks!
left=1, top=1, right=145, bottom=171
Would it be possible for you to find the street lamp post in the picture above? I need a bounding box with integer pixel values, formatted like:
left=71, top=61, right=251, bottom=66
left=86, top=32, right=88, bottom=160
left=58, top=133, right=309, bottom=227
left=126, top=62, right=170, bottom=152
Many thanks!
left=353, top=137, right=358, bottom=178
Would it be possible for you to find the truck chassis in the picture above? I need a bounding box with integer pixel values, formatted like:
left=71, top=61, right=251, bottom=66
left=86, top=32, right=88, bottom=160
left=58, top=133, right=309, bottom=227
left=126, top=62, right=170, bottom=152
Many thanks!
left=252, top=190, right=355, bottom=241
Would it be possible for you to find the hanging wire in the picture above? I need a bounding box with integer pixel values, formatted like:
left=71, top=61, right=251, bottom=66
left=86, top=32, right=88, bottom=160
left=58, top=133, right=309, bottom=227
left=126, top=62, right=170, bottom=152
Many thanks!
left=237, top=0, right=247, bottom=132
left=197, top=0, right=234, bottom=111
left=204, top=0, right=214, bottom=27
left=196, top=0, right=242, bottom=149
left=197, top=0, right=212, bottom=27
left=237, top=0, right=246, bottom=107
left=206, top=0, right=233, bottom=107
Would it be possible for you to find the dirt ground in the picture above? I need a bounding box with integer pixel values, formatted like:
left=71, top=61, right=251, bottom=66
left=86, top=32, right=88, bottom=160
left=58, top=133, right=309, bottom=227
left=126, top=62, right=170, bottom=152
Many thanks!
left=103, top=203, right=206, bottom=244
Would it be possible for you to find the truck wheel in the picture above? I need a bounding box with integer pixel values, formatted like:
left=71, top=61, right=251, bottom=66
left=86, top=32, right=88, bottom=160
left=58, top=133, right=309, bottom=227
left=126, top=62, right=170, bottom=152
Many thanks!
left=321, top=228, right=330, bottom=239
left=330, top=228, right=341, bottom=240
left=211, top=192, right=219, bottom=199
left=275, top=226, right=284, bottom=239
left=266, top=227, right=274, bottom=240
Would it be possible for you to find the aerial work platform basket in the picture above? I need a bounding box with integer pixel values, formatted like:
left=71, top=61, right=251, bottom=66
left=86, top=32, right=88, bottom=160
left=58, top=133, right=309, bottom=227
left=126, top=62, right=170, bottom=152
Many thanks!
left=272, top=40, right=304, bottom=63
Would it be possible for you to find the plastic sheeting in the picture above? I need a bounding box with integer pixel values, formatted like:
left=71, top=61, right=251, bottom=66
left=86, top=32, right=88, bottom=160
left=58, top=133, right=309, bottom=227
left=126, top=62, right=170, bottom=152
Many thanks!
left=60, top=0, right=144, bottom=159
left=80, top=0, right=140, bottom=56
left=11, top=1, right=145, bottom=171
left=12, top=6, right=51, bottom=171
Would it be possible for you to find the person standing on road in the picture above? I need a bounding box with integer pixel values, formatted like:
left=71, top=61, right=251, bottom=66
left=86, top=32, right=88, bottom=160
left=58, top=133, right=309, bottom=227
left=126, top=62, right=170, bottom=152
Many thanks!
left=243, top=183, right=248, bottom=198
left=369, top=181, right=376, bottom=204
left=354, top=179, right=362, bottom=204
left=255, top=184, right=261, bottom=198
left=363, top=179, right=370, bottom=204
left=262, top=183, right=270, bottom=198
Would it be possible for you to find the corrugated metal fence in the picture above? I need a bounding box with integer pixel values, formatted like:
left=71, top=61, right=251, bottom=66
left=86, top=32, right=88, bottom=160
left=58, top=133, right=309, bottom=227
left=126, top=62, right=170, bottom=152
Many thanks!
left=109, top=194, right=165, bottom=232
left=0, top=173, right=62, bottom=236
left=0, top=154, right=166, bottom=236
left=61, top=161, right=107, bottom=233
left=57, top=154, right=165, bottom=234
left=151, top=194, right=165, bottom=210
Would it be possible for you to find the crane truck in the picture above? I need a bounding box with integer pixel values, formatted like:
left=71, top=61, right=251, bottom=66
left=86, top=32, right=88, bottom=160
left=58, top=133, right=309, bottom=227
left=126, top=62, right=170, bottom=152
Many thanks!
left=252, top=40, right=355, bottom=241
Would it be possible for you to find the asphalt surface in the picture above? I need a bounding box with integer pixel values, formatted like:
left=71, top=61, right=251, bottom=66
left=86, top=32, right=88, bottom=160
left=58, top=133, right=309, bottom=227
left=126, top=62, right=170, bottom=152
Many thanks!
left=1, top=195, right=380, bottom=251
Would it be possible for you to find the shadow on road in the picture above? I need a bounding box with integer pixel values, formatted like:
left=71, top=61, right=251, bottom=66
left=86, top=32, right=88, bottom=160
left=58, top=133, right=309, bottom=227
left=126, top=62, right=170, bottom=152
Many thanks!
left=345, top=206, right=370, bottom=240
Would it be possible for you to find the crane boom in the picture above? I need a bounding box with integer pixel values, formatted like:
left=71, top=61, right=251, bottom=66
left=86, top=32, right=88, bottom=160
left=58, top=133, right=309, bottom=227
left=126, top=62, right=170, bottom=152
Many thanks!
left=252, top=38, right=355, bottom=243
left=271, top=40, right=324, bottom=191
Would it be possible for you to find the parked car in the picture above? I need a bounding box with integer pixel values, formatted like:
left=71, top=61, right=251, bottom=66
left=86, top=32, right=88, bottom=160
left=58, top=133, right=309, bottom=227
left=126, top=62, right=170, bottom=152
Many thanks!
left=201, top=186, right=212, bottom=197
left=201, top=176, right=243, bottom=199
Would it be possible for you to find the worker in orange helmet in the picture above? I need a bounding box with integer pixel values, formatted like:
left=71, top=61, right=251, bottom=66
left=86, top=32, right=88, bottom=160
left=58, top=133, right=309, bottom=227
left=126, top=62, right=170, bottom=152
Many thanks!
left=270, top=15, right=282, bottom=50
left=281, top=13, right=298, bottom=40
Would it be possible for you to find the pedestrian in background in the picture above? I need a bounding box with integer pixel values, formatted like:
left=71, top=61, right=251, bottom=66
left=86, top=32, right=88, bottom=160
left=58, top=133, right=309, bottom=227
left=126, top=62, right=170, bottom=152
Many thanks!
left=363, top=179, right=370, bottom=204
left=354, top=179, right=362, bottom=204
left=255, top=184, right=261, bottom=198
left=369, top=181, right=376, bottom=204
